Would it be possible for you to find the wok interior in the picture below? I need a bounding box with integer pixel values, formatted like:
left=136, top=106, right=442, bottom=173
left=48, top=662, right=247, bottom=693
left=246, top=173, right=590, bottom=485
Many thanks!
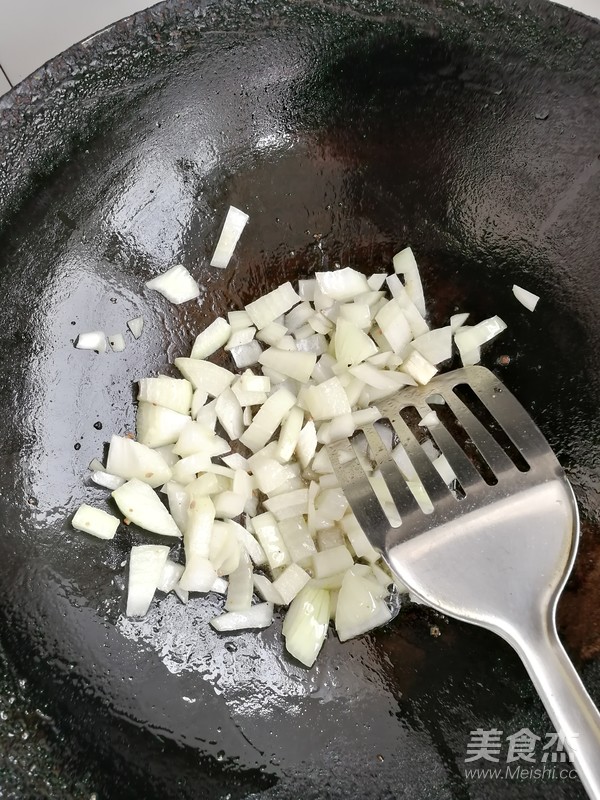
left=0, top=1, right=599, bottom=798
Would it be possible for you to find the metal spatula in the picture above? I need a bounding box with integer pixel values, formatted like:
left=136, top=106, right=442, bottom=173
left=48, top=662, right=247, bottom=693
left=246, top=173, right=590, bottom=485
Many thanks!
left=327, top=365, right=600, bottom=799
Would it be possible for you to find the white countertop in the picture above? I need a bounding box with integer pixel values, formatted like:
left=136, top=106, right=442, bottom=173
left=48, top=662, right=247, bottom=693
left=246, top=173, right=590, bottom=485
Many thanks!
left=0, top=0, right=598, bottom=95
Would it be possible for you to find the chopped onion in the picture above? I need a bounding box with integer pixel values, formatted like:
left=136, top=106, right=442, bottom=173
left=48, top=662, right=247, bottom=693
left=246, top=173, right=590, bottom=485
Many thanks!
left=259, top=348, right=316, bottom=383
left=174, top=358, right=235, bottom=397
left=72, top=504, right=119, bottom=540
left=191, top=317, right=231, bottom=359
left=454, top=315, right=506, bottom=359
left=312, top=545, right=354, bottom=579
left=245, top=282, right=300, bottom=329
left=335, top=567, right=392, bottom=642
left=252, top=512, right=291, bottom=570
left=411, top=326, right=452, bottom=365
left=210, top=602, right=273, bottom=631
left=90, top=469, right=125, bottom=491
left=393, top=246, right=426, bottom=317
left=282, top=585, right=330, bottom=667
left=315, top=267, right=369, bottom=301
left=138, top=376, right=193, bottom=415
left=240, top=388, right=296, bottom=452
left=513, top=284, right=539, bottom=311
left=126, top=545, right=170, bottom=616
left=450, top=312, right=469, bottom=332
left=225, top=550, right=254, bottom=612
left=136, top=402, right=190, bottom=448
left=272, top=563, right=311, bottom=605
left=112, top=479, right=181, bottom=537
left=76, top=331, right=107, bottom=353
left=229, top=340, right=263, bottom=368
left=210, top=205, right=249, bottom=269
left=146, top=264, right=200, bottom=304
left=304, top=377, right=351, bottom=421
left=400, top=350, right=438, bottom=385
left=375, top=300, right=412, bottom=354
left=106, top=435, right=172, bottom=488
left=109, top=333, right=126, bottom=352
left=127, top=316, right=144, bottom=339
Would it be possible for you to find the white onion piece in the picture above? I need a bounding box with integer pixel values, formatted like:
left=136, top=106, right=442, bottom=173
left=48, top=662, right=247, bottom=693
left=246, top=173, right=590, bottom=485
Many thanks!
left=209, top=521, right=241, bottom=575
left=76, top=331, right=107, bottom=353
left=210, top=205, right=249, bottom=269
left=126, top=545, right=170, bottom=616
left=222, top=453, right=249, bottom=471
left=165, top=481, right=189, bottom=531
left=455, top=315, right=507, bottom=353
left=138, top=376, right=193, bottom=414
left=400, top=350, right=438, bottom=385
left=225, top=549, right=253, bottom=612
left=375, top=300, right=412, bottom=354
left=175, top=358, right=235, bottom=397
left=256, top=321, right=287, bottom=346
left=298, top=279, right=316, bottom=301
left=513, top=284, right=539, bottom=311
left=245, top=282, right=300, bottom=329
left=171, top=453, right=212, bottom=485
left=253, top=574, right=284, bottom=604
left=106, top=435, right=172, bottom=488
left=180, top=556, right=217, bottom=592
left=411, top=326, right=452, bottom=365
left=317, top=528, right=345, bottom=550
left=252, top=512, right=291, bottom=570
left=112, top=479, right=181, bottom=537
left=258, top=348, right=316, bottom=383
left=146, top=265, right=200, bottom=304
left=90, top=470, right=125, bottom=491
left=228, top=309, right=252, bottom=330
left=136, top=402, right=190, bottom=448
left=264, top=488, right=309, bottom=521
left=349, top=363, right=416, bottom=391
left=282, top=586, right=329, bottom=667
left=210, top=602, right=274, bottom=631
left=215, top=388, right=244, bottom=441
left=277, top=405, right=304, bottom=462
left=240, top=388, right=296, bottom=452
left=213, top=491, right=246, bottom=518
left=109, top=333, right=126, bottom=352
left=418, top=410, right=440, bottom=428
left=229, top=340, right=263, bottom=368
left=191, top=389, right=209, bottom=419
left=157, top=558, right=184, bottom=593
left=312, top=545, right=354, bottom=579
left=315, top=267, right=369, bottom=301
left=335, top=568, right=392, bottom=642
left=211, top=576, right=229, bottom=594
left=191, top=317, right=231, bottom=359
left=304, top=377, right=351, bottom=421
left=279, top=516, right=316, bottom=565
left=127, top=316, right=144, bottom=339
left=367, top=273, right=387, bottom=291
left=393, top=246, right=426, bottom=317
left=340, top=514, right=379, bottom=562
left=285, top=301, right=314, bottom=331
left=272, top=563, right=311, bottom=605
left=386, top=275, right=429, bottom=337
left=433, top=453, right=457, bottom=485
left=227, top=519, right=267, bottom=566
left=450, top=312, right=469, bottom=332
left=334, top=318, right=377, bottom=366
left=72, top=504, right=119, bottom=540
left=225, top=326, right=256, bottom=351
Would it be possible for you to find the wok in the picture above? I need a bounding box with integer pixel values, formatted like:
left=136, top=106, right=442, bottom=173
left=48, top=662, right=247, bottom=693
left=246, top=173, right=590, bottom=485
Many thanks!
left=0, top=0, right=599, bottom=797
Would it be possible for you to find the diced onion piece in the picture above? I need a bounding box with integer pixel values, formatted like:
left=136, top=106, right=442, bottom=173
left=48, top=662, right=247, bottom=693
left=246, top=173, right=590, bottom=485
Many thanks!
left=174, top=357, right=235, bottom=397
left=191, top=318, right=231, bottom=359
left=277, top=405, right=304, bottom=462
left=146, top=265, right=200, bottom=304
left=213, top=490, right=246, bottom=518
left=259, top=348, right=316, bottom=383
left=239, top=388, right=296, bottom=452
left=375, top=300, right=412, bottom=354
left=157, top=559, right=184, bottom=593
left=282, top=586, right=330, bottom=667
left=340, top=514, right=379, bottom=563
left=127, top=316, right=144, bottom=339
left=183, top=495, right=215, bottom=559
left=298, top=279, right=316, bottom=301
left=225, top=326, right=256, bottom=351
left=411, top=326, right=452, bottom=365
left=454, top=315, right=507, bottom=354
left=210, top=602, right=274, bottom=631
left=264, top=488, right=309, bottom=521
left=400, top=350, right=438, bottom=385
left=304, top=377, right=351, bottom=421
left=245, top=282, right=300, bottom=329
left=180, top=556, right=217, bottom=592
left=210, top=206, right=249, bottom=269
left=279, top=516, right=317, bottom=564
left=296, top=421, right=317, bottom=468
left=450, top=312, right=469, bottom=332
left=316, top=267, right=369, bottom=301
left=72, top=504, right=119, bottom=540
left=433, top=453, right=457, bottom=485
left=191, top=389, right=209, bottom=419
left=272, top=563, right=311, bottom=605
left=312, top=545, right=354, bottom=579
left=136, top=402, right=190, bottom=448
left=138, top=376, right=193, bottom=414
left=393, top=246, right=426, bottom=317
left=215, top=388, right=244, bottom=441
left=334, top=568, right=393, bottom=642
left=106, top=435, right=172, bottom=488
left=225, top=550, right=254, bottom=612
left=76, top=331, right=107, bottom=353
left=211, top=576, right=229, bottom=594
left=349, top=363, right=416, bottom=391
left=418, top=410, right=440, bottom=428
left=229, top=340, right=262, bottom=368
left=172, top=452, right=212, bottom=485
left=334, top=318, right=377, bottom=366
left=253, top=574, right=284, bottom=604
left=109, top=333, right=126, bottom=352
left=252, top=512, right=291, bottom=570
left=256, top=322, right=287, bottom=346
left=165, top=481, right=189, bottom=531
left=210, top=520, right=242, bottom=575
left=228, top=519, right=267, bottom=566
left=386, top=275, right=429, bottom=337
left=513, top=284, right=539, bottom=311
left=222, top=453, right=249, bottom=471
left=112, top=479, right=182, bottom=537
left=126, top=544, right=170, bottom=616
left=90, top=470, right=125, bottom=491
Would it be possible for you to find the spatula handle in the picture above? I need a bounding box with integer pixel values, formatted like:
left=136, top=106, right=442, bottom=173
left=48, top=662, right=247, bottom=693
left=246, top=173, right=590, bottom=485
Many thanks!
left=514, top=619, right=600, bottom=800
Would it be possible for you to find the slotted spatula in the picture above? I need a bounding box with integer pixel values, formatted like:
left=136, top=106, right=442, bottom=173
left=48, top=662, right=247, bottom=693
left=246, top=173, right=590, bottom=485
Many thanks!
left=327, top=365, right=600, bottom=799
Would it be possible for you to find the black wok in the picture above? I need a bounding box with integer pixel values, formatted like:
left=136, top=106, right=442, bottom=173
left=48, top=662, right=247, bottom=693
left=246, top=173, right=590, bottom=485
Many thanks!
left=0, top=0, right=599, bottom=797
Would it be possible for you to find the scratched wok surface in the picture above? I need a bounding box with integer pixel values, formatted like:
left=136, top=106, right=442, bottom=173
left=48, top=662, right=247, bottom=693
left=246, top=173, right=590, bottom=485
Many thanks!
left=0, top=0, right=599, bottom=798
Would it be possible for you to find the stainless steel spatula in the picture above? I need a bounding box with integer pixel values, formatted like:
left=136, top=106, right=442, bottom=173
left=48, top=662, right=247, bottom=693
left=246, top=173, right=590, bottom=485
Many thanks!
left=327, top=365, right=600, bottom=799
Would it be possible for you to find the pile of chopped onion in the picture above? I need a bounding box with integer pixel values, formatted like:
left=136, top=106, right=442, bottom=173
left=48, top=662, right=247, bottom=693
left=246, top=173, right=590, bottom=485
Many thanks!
left=73, top=243, right=507, bottom=667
